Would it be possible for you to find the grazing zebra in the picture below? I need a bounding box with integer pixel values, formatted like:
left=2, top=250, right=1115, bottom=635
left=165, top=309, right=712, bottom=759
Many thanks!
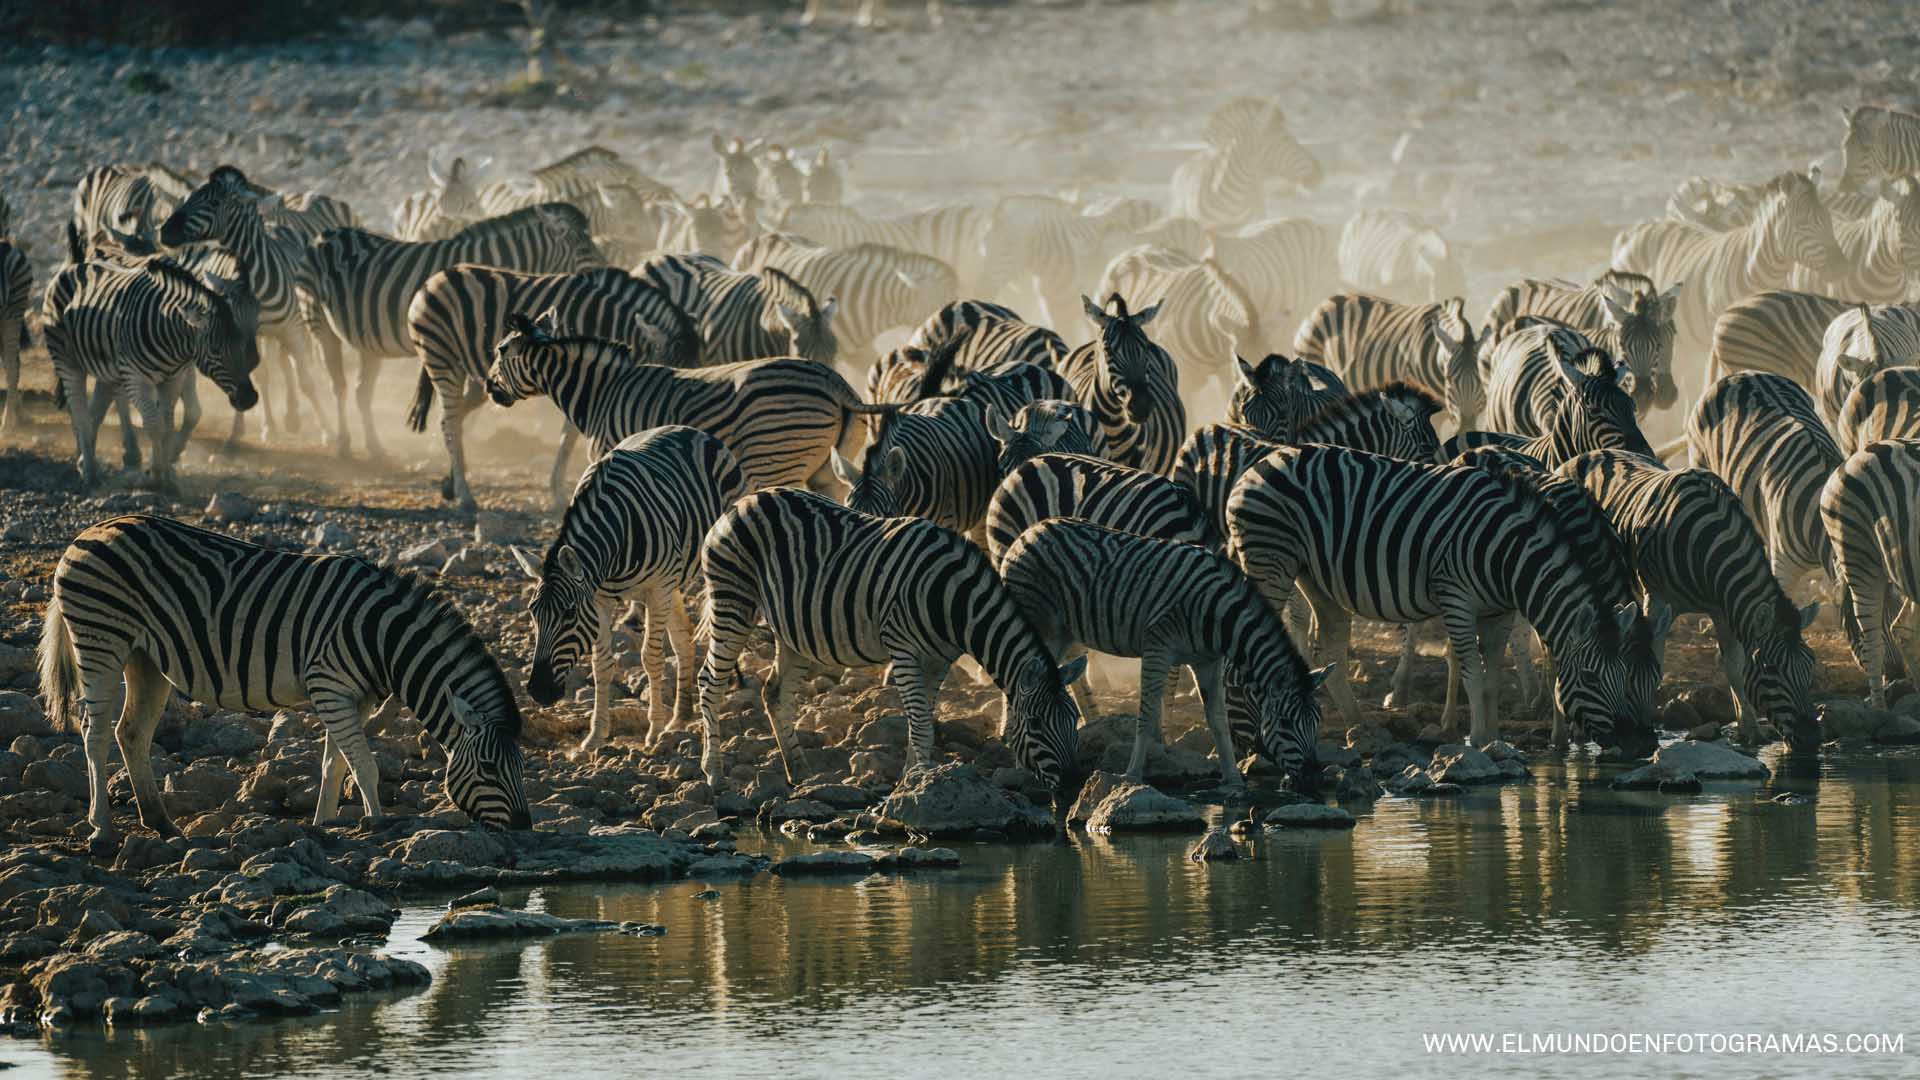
left=404, top=264, right=702, bottom=511
left=1510, top=346, right=1657, bottom=468
left=39, top=514, right=532, bottom=846
left=1706, top=289, right=1852, bottom=387
left=1686, top=372, right=1843, bottom=601
left=1206, top=217, right=1341, bottom=332
left=1337, top=209, right=1465, bottom=306
left=695, top=487, right=1085, bottom=795
left=1098, top=247, right=1270, bottom=392
left=1611, top=171, right=1844, bottom=363
left=0, top=236, right=26, bottom=432
left=1059, top=294, right=1186, bottom=475
left=800, top=148, right=842, bottom=205
left=477, top=145, right=670, bottom=219
left=1821, top=438, right=1920, bottom=706
left=1484, top=321, right=1647, bottom=441
left=42, top=257, right=260, bottom=488
left=1168, top=98, right=1322, bottom=231
left=1794, top=178, right=1920, bottom=303
left=1839, top=105, right=1920, bottom=191
left=986, top=452, right=1213, bottom=569
left=868, top=339, right=1072, bottom=422
left=1482, top=272, right=1682, bottom=414
left=1226, top=444, right=1644, bottom=749
left=393, top=154, right=486, bottom=242
left=832, top=397, right=1000, bottom=538
left=509, top=426, right=746, bottom=754
left=483, top=313, right=891, bottom=492
left=1835, top=366, right=1920, bottom=456
left=302, top=204, right=602, bottom=459
left=992, top=399, right=1106, bottom=473
left=1225, top=353, right=1348, bottom=441
left=1001, top=518, right=1330, bottom=786
left=738, top=234, right=956, bottom=362
left=1294, top=292, right=1482, bottom=428
left=1561, top=448, right=1822, bottom=749
left=634, top=253, right=837, bottom=368
left=1814, top=302, right=1920, bottom=429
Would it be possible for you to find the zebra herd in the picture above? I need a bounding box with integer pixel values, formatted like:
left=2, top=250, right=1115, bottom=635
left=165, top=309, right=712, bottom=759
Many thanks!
left=22, top=100, right=1920, bottom=844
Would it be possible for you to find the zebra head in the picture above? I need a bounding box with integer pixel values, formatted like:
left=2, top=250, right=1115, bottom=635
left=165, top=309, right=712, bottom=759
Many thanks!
left=1238, top=662, right=1333, bottom=789
left=1754, top=171, right=1845, bottom=275
left=830, top=439, right=906, bottom=518
left=989, top=400, right=1103, bottom=473
left=1435, top=299, right=1483, bottom=429
left=159, top=165, right=267, bottom=248
left=182, top=269, right=261, bottom=412
left=711, top=134, right=763, bottom=204
left=1747, top=602, right=1823, bottom=752
left=757, top=144, right=806, bottom=209
left=774, top=294, right=839, bottom=368
left=510, top=542, right=597, bottom=709
left=1228, top=354, right=1312, bottom=440
left=1003, top=652, right=1088, bottom=804
left=1600, top=282, right=1682, bottom=412
left=1837, top=107, right=1886, bottom=192
left=1552, top=348, right=1654, bottom=460
left=1082, top=293, right=1170, bottom=407
left=487, top=310, right=562, bottom=405
left=1549, top=600, right=1645, bottom=754
left=444, top=691, right=532, bottom=830
left=1614, top=599, right=1675, bottom=758
left=427, top=152, right=485, bottom=219
left=800, top=147, right=842, bottom=206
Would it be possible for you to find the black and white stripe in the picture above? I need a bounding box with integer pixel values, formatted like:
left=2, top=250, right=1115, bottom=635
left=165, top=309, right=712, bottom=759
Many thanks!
left=39, top=514, right=531, bottom=845
left=1206, top=218, right=1341, bottom=333
left=1224, top=353, right=1348, bottom=441
left=986, top=452, right=1213, bottom=570
left=71, top=164, right=169, bottom=247
left=1834, top=366, right=1920, bottom=456
left=393, top=154, right=486, bottom=242
left=1707, top=289, right=1851, bottom=387
left=1098, top=247, right=1270, bottom=392
left=1168, top=98, right=1321, bottom=231
left=1793, top=179, right=1920, bottom=304
left=1294, top=292, right=1482, bottom=428
left=1821, top=438, right=1920, bottom=706
left=991, top=399, right=1105, bottom=473
left=832, top=397, right=1001, bottom=538
left=634, top=253, right=837, bottom=368
left=737, top=234, right=956, bottom=362
left=1482, top=272, right=1682, bottom=413
left=1336, top=209, right=1465, bottom=306
left=1814, top=302, right=1920, bottom=430
left=1839, top=106, right=1920, bottom=191
left=1058, top=294, right=1186, bottom=476
left=0, top=235, right=27, bottom=432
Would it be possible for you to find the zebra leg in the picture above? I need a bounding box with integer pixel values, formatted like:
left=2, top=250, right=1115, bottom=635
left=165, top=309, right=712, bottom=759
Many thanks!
left=316, top=736, right=349, bottom=823
left=1435, top=602, right=1490, bottom=746
left=890, top=653, right=950, bottom=773
left=1477, top=613, right=1513, bottom=746
left=315, top=326, right=352, bottom=457
left=124, top=377, right=174, bottom=492
left=1301, top=589, right=1364, bottom=729
left=1709, top=618, right=1761, bottom=746
left=1126, top=648, right=1173, bottom=782
left=635, top=595, right=670, bottom=747
left=0, top=323, right=17, bottom=432
left=1068, top=652, right=1099, bottom=723
left=1852, top=582, right=1891, bottom=708
left=580, top=598, right=620, bottom=756
left=86, top=379, right=139, bottom=472
left=113, top=650, right=180, bottom=837
left=666, top=592, right=699, bottom=736
left=1885, top=594, right=1915, bottom=690
left=799, top=0, right=825, bottom=25
left=355, top=354, right=387, bottom=462
left=1191, top=659, right=1246, bottom=789
left=695, top=597, right=757, bottom=788
left=440, top=379, right=477, bottom=511
left=169, top=371, right=201, bottom=466
left=77, top=650, right=130, bottom=848
left=312, top=690, right=383, bottom=822
left=59, top=368, right=102, bottom=487
left=548, top=422, right=581, bottom=513
left=763, top=648, right=812, bottom=785
left=1384, top=623, right=1419, bottom=709
left=1440, top=645, right=1461, bottom=737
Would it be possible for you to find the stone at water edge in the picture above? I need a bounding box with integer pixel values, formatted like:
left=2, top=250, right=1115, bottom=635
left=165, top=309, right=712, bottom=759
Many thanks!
left=873, top=762, right=1055, bottom=838
left=770, top=850, right=877, bottom=876
left=422, top=905, right=617, bottom=941
left=1084, top=781, right=1206, bottom=834
left=1874, top=713, right=1920, bottom=744
left=1611, top=739, right=1769, bottom=790
left=1425, top=743, right=1507, bottom=785
left=449, top=886, right=500, bottom=909
left=1262, top=803, right=1356, bottom=829
left=1370, top=742, right=1428, bottom=777
left=1187, top=827, right=1239, bottom=862
left=1066, top=770, right=1127, bottom=824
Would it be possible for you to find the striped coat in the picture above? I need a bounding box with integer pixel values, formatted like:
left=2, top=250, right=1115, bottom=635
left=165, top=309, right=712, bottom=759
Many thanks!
left=986, top=453, right=1213, bottom=569
left=1059, top=294, right=1186, bottom=475
left=392, top=156, right=484, bottom=242
left=1225, top=352, right=1348, bottom=442
left=1793, top=180, right=1920, bottom=304
left=833, top=397, right=1001, bottom=537
left=635, top=253, right=838, bottom=368
left=0, top=237, right=27, bottom=432
left=1337, top=209, right=1465, bottom=305
left=1821, top=438, right=1920, bottom=705
left=1839, top=106, right=1920, bottom=191
left=738, top=234, right=957, bottom=361
left=1206, top=218, right=1341, bottom=334
left=1294, top=292, right=1483, bottom=428
left=1169, top=98, right=1321, bottom=231
left=1482, top=272, right=1682, bottom=413
left=40, top=514, right=531, bottom=844
left=1707, top=289, right=1853, bottom=387
left=1098, top=247, right=1270, bottom=390
left=1813, top=303, right=1920, bottom=429
left=1835, top=366, right=1920, bottom=456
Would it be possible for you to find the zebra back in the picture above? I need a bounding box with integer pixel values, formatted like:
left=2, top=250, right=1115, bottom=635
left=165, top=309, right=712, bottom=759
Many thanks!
left=1814, top=302, right=1920, bottom=429
left=986, top=452, right=1213, bottom=568
left=1337, top=208, right=1464, bottom=305
left=835, top=398, right=999, bottom=532
left=1294, top=292, right=1481, bottom=428
left=1685, top=371, right=1843, bottom=585
left=1821, top=438, right=1920, bottom=698
left=1836, top=366, right=1920, bottom=456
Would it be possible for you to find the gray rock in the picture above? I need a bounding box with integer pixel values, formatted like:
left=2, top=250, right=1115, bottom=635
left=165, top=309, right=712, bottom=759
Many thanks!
left=887, top=846, right=960, bottom=870
left=1612, top=739, right=1769, bottom=790
left=439, top=546, right=485, bottom=577
left=770, top=850, right=877, bottom=875
left=180, top=715, right=266, bottom=759
left=1371, top=742, right=1428, bottom=776
left=205, top=492, right=255, bottom=523
left=873, top=762, right=1055, bottom=838
left=685, top=854, right=761, bottom=878
left=1084, top=782, right=1206, bottom=834
left=23, top=758, right=87, bottom=798
left=1873, top=712, right=1920, bottom=745
left=450, top=886, right=501, bottom=909
left=397, top=539, right=449, bottom=568
left=1426, top=743, right=1505, bottom=785
left=1262, top=803, right=1357, bottom=829
left=395, top=829, right=508, bottom=867
left=1820, top=700, right=1889, bottom=740
left=1187, top=826, right=1240, bottom=862
left=1332, top=765, right=1382, bottom=802
left=791, top=781, right=875, bottom=810
left=1384, top=764, right=1434, bottom=794
left=0, top=690, right=50, bottom=739
left=423, top=905, right=617, bottom=941
left=308, top=521, right=352, bottom=550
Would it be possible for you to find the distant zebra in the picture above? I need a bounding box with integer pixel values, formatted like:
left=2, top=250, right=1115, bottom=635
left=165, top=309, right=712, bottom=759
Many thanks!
left=782, top=203, right=986, bottom=292
left=1098, top=247, right=1270, bottom=392
left=1835, top=366, right=1920, bottom=456
left=41, top=257, right=260, bottom=488
left=509, top=426, right=746, bottom=753
left=709, top=135, right=763, bottom=207
left=392, top=154, right=486, bottom=242
left=905, top=300, right=1060, bottom=365
left=757, top=144, right=807, bottom=214
left=635, top=253, right=838, bottom=368
left=1481, top=272, right=1681, bottom=413
left=1686, top=372, right=1844, bottom=600
left=477, top=146, right=670, bottom=221
left=0, top=236, right=27, bottom=432
left=1226, top=444, right=1645, bottom=749
left=404, top=263, right=703, bottom=511
left=483, top=313, right=891, bottom=492
left=695, top=487, right=1085, bottom=794
left=1612, top=171, right=1844, bottom=363
left=737, top=234, right=956, bottom=361
left=1001, top=519, right=1330, bottom=786
left=658, top=194, right=757, bottom=260
left=1839, top=105, right=1920, bottom=191
left=1169, top=98, right=1322, bottom=231
left=1561, top=448, right=1822, bottom=749
left=1294, top=292, right=1482, bottom=428
left=1814, top=302, right=1920, bottom=429
left=1794, top=178, right=1920, bottom=303
left=1706, top=289, right=1851, bottom=387
left=302, top=203, right=603, bottom=459
left=1206, top=218, right=1341, bottom=333
left=832, top=397, right=1000, bottom=538
left=1059, top=294, right=1186, bottom=475
left=992, top=400, right=1105, bottom=472
left=800, top=148, right=842, bottom=205
left=1224, top=353, right=1347, bottom=441
left=1337, top=209, right=1465, bottom=306
left=977, top=194, right=1119, bottom=330
left=986, top=452, right=1213, bottom=569
left=1822, top=438, right=1920, bottom=705
left=39, top=514, right=532, bottom=846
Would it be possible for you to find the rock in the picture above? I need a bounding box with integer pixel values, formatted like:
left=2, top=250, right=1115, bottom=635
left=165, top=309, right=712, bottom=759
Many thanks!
left=1262, top=803, right=1357, bottom=829
left=450, top=886, right=501, bottom=909
left=180, top=847, right=236, bottom=873
left=66, top=908, right=124, bottom=943
left=888, top=846, right=960, bottom=870
left=1819, top=699, right=1888, bottom=740
left=179, top=715, right=265, bottom=759
left=769, top=850, right=877, bottom=876
left=113, top=835, right=177, bottom=873
left=1084, top=782, right=1205, bottom=834
left=22, top=758, right=86, bottom=799
left=1384, top=764, right=1433, bottom=795
left=423, top=905, right=617, bottom=942
left=83, top=930, right=163, bottom=963
left=1316, top=741, right=1362, bottom=769
left=620, top=922, right=667, bottom=937
left=205, top=492, right=254, bottom=523
left=397, top=539, right=449, bottom=568
left=503, top=827, right=684, bottom=880
left=1187, top=826, right=1239, bottom=862
left=1370, top=742, right=1428, bottom=776
left=1673, top=686, right=1736, bottom=727
left=1770, top=791, right=1815, bottom=806
left=1065, top=770, right=1126, bottom=824
left=791, top=781, right=875, bottom=810
left=873, top=762, right=1055, bottom=838
left=1687, top=720, right=1722, bottom=741
left=1612, top=739, right=1769, bottom=790
left=1345, top=722, right=1394, bottom=755
left=395, top=829, right=508, bottom=867
left=1426, top=743, right=1506, bottom=785
left=1874, top=713, right=1920, bottom=745
left=439, top=546, right=485, bottom=577
left=281, top=907, right=348, bottom=936
left=1658, top=697, right=1703, bottom=733
left=0, top=691, right=50, bottom=739
left=1332, top=765, right=1382, bottom=802
left=685, top=854, right=760, bottom=878
left=308, top=521, right=352, bottom=550
left=760, top=797, right=836, bottom=824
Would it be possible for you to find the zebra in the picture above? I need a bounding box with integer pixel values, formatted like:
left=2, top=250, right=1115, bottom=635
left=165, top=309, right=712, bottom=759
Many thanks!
left=1813, top=302, right=1920, bottom=430
left=483, top=312, right=892, bottom=493
left=1484, top=320, right=1596, bottom=435
left=1169, top=98, right=1322, bottom=232
left=709, top=134, right=762, bottom=209
left=782, top=203, right=986, bottom=292
left=1098, top=247, right=1270, bottom=394
left=1835, top=366, right=1920, bottom=457
left=1226, top=444, right=1644, bottom=749
left=1560, top=448, right=1822, bottom=750
left=0, top=235, right=27, bottom=432
left=799, top=148, right=842, bottom=205
left=832, top=397, right=1001, bottom=538
left=70, top=164, right=170, bottom=247
left=1205, top=217, right=1341, bottom=334
left=1512, top=345, right=1657, bottom=468
left=1000, top=518, right=1331, bottom=787
left=634, top=253, right=837, bottom=368
left=1705, top=289, right=1852, bottom=387
left=736, top=234, right=956, bottom=364
left=41, top=256, right=260, bottom=489
left=392, top=153, right=487, bottom=242
left=1224, top=353, right=1348, bottom=441
left=977, top=194, right=1121, bottom=330
left=1294, top=292, right=1482, bottom=429
left=1337, top=209, right=1465, bottom=306
left=1059, top=294, right=1186, bottom=476
left=756, top=144, right=807, bottom=215
left=1821, top=438, right=1920, bottom=706
left=1839, top=105, right=1920, bottom=192
left=508, top=426, right=746, bottom=754
left=992, top=399, right=1106, bottom=473
left=477, top=145, right=670, bottom=220
left=1481, top=272, right=1682, bottom=414
left=1794, top=178, right=1920, bottom=303
left=404, top=264, right=703, bottom=512
left=1611, top=170, right=1844, bottom=367
left=986, top=452, right=1213, bottom=571
left=301, top=204, right=603, bottom=459
left=905, top=300, right=1063, bottom=368
left=656, top=194, right=758, bottom=260
left=40, top=514, right=530, bottom=847
left=868, top=340, right=1071, bottom=420
left=1685, top=372, right=1844, bottom=603
left=262, top=190, right=360, bottom=240
left=1666, top=174, right=1770, bottom=232
left=695, top=487, right=1086, bottom=797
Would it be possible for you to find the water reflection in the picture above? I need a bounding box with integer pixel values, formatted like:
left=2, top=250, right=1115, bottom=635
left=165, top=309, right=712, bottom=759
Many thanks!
left=22, top=750, right=1920, bottom=1080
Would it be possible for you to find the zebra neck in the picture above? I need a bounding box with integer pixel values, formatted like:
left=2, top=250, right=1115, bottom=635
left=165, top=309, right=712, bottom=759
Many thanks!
left=1228, top=607, right=1297, bottom=691
left=1742, top=209, right=1795, bottom=285
left=1513, top=550, right=1599, bottom=657
left=963, top=591, right=1049, bottom=694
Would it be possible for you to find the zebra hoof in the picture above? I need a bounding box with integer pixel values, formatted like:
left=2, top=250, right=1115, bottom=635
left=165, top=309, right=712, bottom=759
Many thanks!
left=86, top=830, right=118, bottom=857
left=439, top=475, right=456, bottom=502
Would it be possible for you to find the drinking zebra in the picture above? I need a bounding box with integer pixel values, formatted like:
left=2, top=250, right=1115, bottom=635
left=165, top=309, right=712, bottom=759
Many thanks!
left=1169, top=98, right=1322, bottom=231
left=403, top=264, right=702, bottom=511
left=1000, top=518, right=1330, bottom=787
left=39, top=514, right=532, bottom=847
left=483, top=312, right=891, bottom=492
left=832, top=397, right=1002, bottom=539
left=1813, top=302, right=1920, bottom=430
left=302, top=204, right=602, bottom=460
left=1821, top=438, right=1920, bottom=706
left=1686, top=372, right=1844, bottom=600
left=737, top=234, right=956, bottom=364
left=1337, top=209, right=1465, bottom=306
left=634, top=253, right=838, bottom=368
left=1707, top=289, right=1852, bottom=387
left=510, top=426, right=746, bottom=754
left=1294, top=292, right=1482, bottom=429
left=1835, top=367, right=1920, bottom=456
left=1226, top=444, right=1643, bottom=749
left=1097, top=247, right=1270, bottom=394
left=0, top=235, right=27, bottom=432
left=1482, top=272, right=1682, bottom=414
left=1839, top=105, right=1920, bottom=192
left=695, top=487, right=1086, bottom=797
left=1059, top=294, right=1186, bottom=476
left=1561, top=448, right=1822, bottom=750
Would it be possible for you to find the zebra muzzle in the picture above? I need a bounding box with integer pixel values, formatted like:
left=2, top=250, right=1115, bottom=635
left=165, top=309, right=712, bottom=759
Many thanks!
left=485, top=380, right=516, bottom=407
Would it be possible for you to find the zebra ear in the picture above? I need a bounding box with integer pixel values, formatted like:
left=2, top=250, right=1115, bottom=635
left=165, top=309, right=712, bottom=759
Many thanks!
left=1308, top=664, right=1334, bottom=691
left=506, top=312, right=536, bottom=336
left=775, top=302, right=801, bottom=331
left=1837, top=353, right=1876, bottom=377
left=532, top=308, right=562, bottom=337
left=554, top=544, right=584, bottom=580
left=1798, top=602, right=1820, bottom=631
left=1600, top=290, right=1630, bottom=326
left=1657, top=282, right=1683, bottom=310
left=508, top=545, right=543, bottom=581
left=1645, top=598, right=1676, bottom=643
left=1612, top=601, right=1640, bottom=638
left=1613, top=363, right=1636, bottom=394
left=1554, top=355, right=1589, bottom=389
left=1057, top=653, right=1090, bottom=686
left=817, top=296, right=837, bottom=324
left=875, top=445, right=907, bottom=485
left=984, top=405, right=1015, bottom=444
left=829, top=447, right=861, bottom=487
left=1235, top=354, right=1257, bottom=383
left=1131, top=300, right=1162, bottom=326
left=1081, top=294, right=1110, bottom=329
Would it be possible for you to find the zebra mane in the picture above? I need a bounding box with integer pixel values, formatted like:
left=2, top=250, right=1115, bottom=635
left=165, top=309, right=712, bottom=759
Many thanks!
left=1199, top=257, right=1257, bottom=322
left=535, top=145, right=627, bottom=179
left=1303, top=380, right=1443, bottom=429
left=1594, top=269, right=1656, bottom=296
left=913, top=332, right=962, bottom=401
left=1475, top=463, right=1624, bottom=652
left=388, top=570, right=523, bottom=739
left=454, top=201, right=590, bottom=239
left=761, top=265, right=821, bottom=313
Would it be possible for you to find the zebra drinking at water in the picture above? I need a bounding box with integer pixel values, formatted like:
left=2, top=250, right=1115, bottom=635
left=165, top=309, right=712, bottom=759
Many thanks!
left=1821, top=438, right=1920, bottom=706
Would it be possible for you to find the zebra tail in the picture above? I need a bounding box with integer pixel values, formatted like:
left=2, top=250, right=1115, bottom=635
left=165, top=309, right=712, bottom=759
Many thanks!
left=37, top=591, right=80, bottom=735
left=912, top=340, right=958, bottom=402
left=405, top=366, right=434, bottom=433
